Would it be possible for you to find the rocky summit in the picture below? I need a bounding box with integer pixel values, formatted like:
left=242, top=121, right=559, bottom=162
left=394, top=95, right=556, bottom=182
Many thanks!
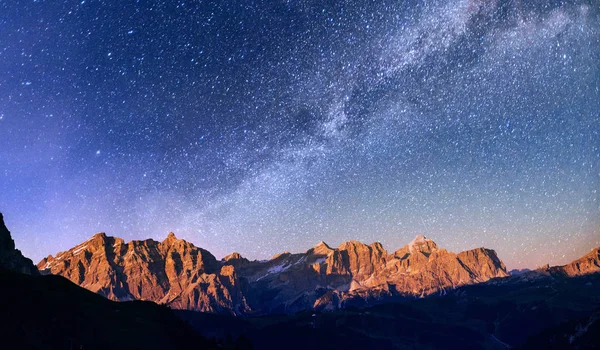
left=39, top=232, right=511, bottom=314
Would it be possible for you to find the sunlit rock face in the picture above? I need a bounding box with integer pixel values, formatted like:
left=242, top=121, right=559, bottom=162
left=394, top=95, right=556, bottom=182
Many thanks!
left=545, top=248, right=600, bottom=277
left=38, top=231, right=250, bottom=315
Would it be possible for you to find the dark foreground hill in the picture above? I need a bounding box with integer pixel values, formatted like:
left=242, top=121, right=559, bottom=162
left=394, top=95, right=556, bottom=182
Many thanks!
left=0, top=213, right=39, bottom=275
left=519, top=308, right=600, bottom=349
left=3, top=265, right=598, bottom=350
left=0, top=268, right=219, bottom=350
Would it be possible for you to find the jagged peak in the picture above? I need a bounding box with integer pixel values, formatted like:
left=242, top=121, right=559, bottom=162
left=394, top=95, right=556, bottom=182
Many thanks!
left=92, top=232, right=107, bottom=239
left=223, top=252, right=243, bottom=261
left=315, top=240, right=329, bottom=247
left=271, top=252, right=291, bottom=260
left=55, top=232, right=111, bottom=257
left=307, top=241, right=333, bottom=255
left=547, top=246, right=600, bottom=277
left=409, top=234, right=430, bottom=245
left=338, top=240, right=369, bottom=250
left=538, top=263, right=551, bottom=271
left=369, top=242, right=386, bottom=253
left=582, top=247, right=600, bottom=259
left=407, top=234, right=437, bottom=253
left=162, top=232, right=180, bottom=245
left=85, top=232, right=108, bottom=246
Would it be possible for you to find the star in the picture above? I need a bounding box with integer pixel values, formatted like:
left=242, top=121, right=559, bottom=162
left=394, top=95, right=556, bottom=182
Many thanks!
left=0, top=0, right=596, bottom=270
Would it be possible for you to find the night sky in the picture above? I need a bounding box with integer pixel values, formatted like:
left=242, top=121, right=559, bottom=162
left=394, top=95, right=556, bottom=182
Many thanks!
left=1, top=0, right=598, bottom=268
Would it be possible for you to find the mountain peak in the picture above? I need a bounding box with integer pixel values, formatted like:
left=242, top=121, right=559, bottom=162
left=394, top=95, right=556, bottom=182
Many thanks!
left=407, top=235, right=438, bottom=256
left=223, top=252, right=243, bottom=261
left=307, top=241, right=333, bottom=255
left=163, top=232, right=179, bottom=245
left=92, top=232, right=107, bottom=239
left=271, top=252, right=291, bottom=260
left=409, top=234, right=429, bottom=244
left=548, top=247, right=600, bottom=277
left=370, top=242, right=386, bottom=253
left=338, top=240, right=369, bottom=250
left=88, top=232, right=109, bottom=246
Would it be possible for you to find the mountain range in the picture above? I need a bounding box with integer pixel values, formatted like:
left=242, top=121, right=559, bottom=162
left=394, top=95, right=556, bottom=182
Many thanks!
left=37, top=229, right=600, bottom=316
left=37, top=231, right=513, bottom=314
left=2, top=212, right=600, bottom=349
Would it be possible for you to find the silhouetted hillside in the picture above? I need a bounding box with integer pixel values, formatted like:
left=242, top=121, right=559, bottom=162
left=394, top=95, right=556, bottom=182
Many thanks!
left=0, top=268, right=219, bottom=350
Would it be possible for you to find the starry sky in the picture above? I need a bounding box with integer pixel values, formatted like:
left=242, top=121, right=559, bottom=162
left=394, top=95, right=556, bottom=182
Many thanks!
left=0, top=0, right=598, bottom=269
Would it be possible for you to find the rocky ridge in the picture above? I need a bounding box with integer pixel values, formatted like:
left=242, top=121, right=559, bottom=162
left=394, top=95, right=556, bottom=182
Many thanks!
left=548, top=247, right=600, bottom=277
left=38, top=231, right=249, bottom=314
left=39, top=232, right=512, bottom=314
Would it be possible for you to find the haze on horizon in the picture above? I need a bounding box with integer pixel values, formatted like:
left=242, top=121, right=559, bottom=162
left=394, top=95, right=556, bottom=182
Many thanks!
left=0, top=0, right=598, bottom=269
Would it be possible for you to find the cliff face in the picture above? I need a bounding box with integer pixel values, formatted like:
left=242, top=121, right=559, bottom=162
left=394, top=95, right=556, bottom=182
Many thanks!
left=39, top=232, right=511, bottom=314
left=0, top=213, right=39, bottom=275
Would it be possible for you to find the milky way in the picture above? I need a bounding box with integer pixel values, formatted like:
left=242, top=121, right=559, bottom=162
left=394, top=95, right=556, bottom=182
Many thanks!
left=0, top=0, right=598, bottom=268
